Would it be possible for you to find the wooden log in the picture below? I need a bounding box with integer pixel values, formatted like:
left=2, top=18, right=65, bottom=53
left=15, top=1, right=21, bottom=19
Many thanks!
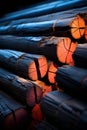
left=72, top=44, right=87, bottom=68
left=0, top=0, right=87, bottom=22
left=34, top=120, right=59, bottom=130
left=0, top=35, right=77, bottom=64
left=2, top=6, right=87, bottom=26
left=0, top=49, right=48, bottom=80
left=0, top=90, right=29, bottom=130
left=40, top=90, right=87, bottom=130
left=0, top=68, right=43, bottom=107
left=55, top=65, right=87, bottom=99
left=0, top=15, right=85, bottom=40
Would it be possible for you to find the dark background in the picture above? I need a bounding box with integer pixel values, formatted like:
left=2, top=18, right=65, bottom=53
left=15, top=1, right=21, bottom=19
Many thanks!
left=0, top=0, right=46, bottom=17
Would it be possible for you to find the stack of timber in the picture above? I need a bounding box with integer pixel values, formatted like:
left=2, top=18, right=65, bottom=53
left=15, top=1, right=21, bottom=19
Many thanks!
left=0, top=0, right=87, bottom=129
left=0, top=90, right=29, bottom=130
left=0, top=35, right=77, bottom=64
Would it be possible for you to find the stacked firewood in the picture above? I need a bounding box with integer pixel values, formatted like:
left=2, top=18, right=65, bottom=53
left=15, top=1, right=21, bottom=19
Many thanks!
left=0, top=0, right=87, bottom=130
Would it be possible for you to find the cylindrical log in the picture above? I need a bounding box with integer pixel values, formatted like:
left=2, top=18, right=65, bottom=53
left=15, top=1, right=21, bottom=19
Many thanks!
left=0, top=35, right=77, bottom=64
left=2, top=6, right=87, bottom=26
left=0, top=15, right=85, bottom=40
left=0, top=68, right=43, bottom=107
left=0, top=0, right=86, bottom=22
left=40, top=91, right=87, bottom=130
left=34, top=120, right=59, bottom=130
left=72, top=43, right=87, bottom=68
left=0, top=49, right=48, bottom=80
left=0, top=90, right=29, bottom=130
left=55, top=65, right=87, bottom=99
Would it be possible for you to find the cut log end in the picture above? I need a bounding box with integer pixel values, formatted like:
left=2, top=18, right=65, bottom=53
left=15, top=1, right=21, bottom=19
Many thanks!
left=26, top=85, right=43, bottom=107
left=57, top=37, right=77, bottom=64
left=70, top=15, right=85, bottom=39
left=28, top=57, right=48, bottom=81
left=48, top=62, right=58, bottom=84
left=3, top=108, right=29, bottom=130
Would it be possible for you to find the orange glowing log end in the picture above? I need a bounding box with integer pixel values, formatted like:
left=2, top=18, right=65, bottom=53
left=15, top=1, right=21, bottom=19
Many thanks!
left=48, top=62, right=59, bottom=84
left=70, top=15, right=85, bottom=39
left=28, top=56, right=48, bottom=81
left=57, top=37, right=77, bottom=65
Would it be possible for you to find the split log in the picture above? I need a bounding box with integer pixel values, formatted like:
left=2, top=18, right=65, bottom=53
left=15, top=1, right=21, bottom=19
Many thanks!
left=0, top=0, right=87, bottom=22
left=0, top=68, right=43, bottom=107
left=34, top=120, right=59, bottom=130
left=72, top=44, right=87, bottom=68
left=0, top=90, right=29, bottom=130
left=2, top=6, right=87, bottom=26
left=0, top=35, right=77, bottom=64
left=0, top=15, right=85, bottom=40
left=0, top=49, right=48, bottom=80
left=40, top=90, right=87, bottom=130
left=55, top=65, right=87, bottom=99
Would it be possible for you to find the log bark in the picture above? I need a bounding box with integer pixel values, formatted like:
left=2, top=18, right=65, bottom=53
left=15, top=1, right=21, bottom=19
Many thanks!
left=72, top=44, right=87, bottom=68
left=0, top=68, right=43, bottom=107
left=0, top=0, right=87, bottom=22
left=40, top=90, right=87, bottom=130
left=0, top=90, right=29, bottom=130
left=0, top=35, right=77, bottom=64
left=34, top=120, right=59, bottom=130
left=0, top=49, right=48, bottom=80
left=2, top=6, right=87, bottom=26
left=0, top=15, right=85, bottom=40
left=55, top=65, right=87, bottom=99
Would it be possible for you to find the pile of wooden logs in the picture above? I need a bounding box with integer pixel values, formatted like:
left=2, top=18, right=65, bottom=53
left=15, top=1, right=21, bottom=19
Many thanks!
left=0, top=0, right=87, bottom=129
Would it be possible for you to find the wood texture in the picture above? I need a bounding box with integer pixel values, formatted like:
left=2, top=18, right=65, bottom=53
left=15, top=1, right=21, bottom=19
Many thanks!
left=0, top=15, right=85, bottom=40
left=55, top=65, right=87, bottom=99
left=0, top=91, right=29, bottom=130
left=73, top=44, right=87, bottom=68
left=0, top=49, right=48, bottom=80
left=0, top=0, right=86, bottom=22
left=0, top=35, right=77, bottom=64
left=0, top=68, right=43, bottom=107
left=40, top=90, right=87, bottom=130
